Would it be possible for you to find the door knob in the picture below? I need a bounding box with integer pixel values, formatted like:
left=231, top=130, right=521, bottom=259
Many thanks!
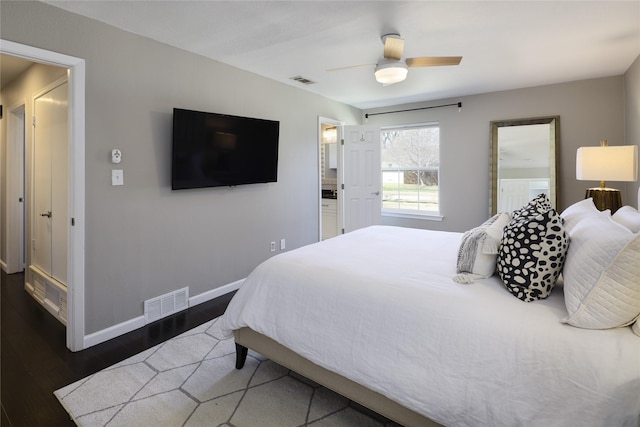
left=40, top=211, right=52, bottom=218
left=372, top=191, right=380, bottom=196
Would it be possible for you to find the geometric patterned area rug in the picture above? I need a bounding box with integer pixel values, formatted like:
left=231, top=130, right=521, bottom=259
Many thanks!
left=54, top=317, right=394, bottom=426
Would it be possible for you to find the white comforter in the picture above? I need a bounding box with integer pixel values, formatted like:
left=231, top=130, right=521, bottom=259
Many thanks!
left=221, top=226, right=640, bottom=427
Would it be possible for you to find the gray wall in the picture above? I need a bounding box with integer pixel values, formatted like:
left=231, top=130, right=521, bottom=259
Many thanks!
left=625, top=55, right=640, bottom=206
left=0, top=1, right=361, bottom=334
left=363, top=76, right=627, bottom=232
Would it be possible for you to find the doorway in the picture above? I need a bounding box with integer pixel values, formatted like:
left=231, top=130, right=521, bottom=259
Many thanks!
left=318, top=117, right=344, bottom=241
left=1, top=39, right=86, bottom=351
left=26, top=77, right=70, bottom=325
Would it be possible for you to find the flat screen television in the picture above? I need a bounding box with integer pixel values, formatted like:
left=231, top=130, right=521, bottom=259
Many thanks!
left=172, top=108, right=279, bottom=190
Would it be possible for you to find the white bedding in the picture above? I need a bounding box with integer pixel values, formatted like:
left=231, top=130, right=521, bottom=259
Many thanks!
left=221, top=225, right=640, bottom=427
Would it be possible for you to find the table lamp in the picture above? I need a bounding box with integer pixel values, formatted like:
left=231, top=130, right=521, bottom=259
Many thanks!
left=576, top=140, right=638, bottom=213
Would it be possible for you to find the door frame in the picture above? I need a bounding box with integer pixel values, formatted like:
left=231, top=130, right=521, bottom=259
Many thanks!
left=6, top=102, right=26, bottom=274
left=318, top=116, right=344, bottom=241
left=1, top=39, right=86, bottom=352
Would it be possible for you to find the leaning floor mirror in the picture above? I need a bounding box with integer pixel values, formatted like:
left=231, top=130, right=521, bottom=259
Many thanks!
left=490, top=116, right=559, bottom=215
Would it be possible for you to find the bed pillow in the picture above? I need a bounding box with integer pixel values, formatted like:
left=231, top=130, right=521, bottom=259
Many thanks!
left=560, top=198, right=607, bottom=234
left=612, top=206, right=640, bottom=233
left=497, top=196, right=568, bottom=302
left=454, top=212, right=511, bottom=283
left=562, top=213, right=640, bottom=331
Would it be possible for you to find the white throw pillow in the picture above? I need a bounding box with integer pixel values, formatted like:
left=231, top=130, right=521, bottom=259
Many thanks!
left=560, top=198, right=609, bottom=234
left=562, top=213, right=640, bottom=330
left=612, top=206, right=640, bottom=233
left=454, top=212, right=511, bottom=283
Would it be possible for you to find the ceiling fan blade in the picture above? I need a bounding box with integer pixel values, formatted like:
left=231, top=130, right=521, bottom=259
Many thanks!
left=326, top=63, right=375, bottom=72
left=383, top=35, right=404, bottom=60
left=406, top=56, right=462, bottom=67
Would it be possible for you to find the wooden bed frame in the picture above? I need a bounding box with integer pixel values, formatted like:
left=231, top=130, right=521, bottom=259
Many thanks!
left=233, top=327, right=442, bottom=427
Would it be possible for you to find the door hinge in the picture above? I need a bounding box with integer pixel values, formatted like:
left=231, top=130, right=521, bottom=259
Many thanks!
left=32, top=116, right=36, bottom=127
left=341, top=228, right=345, bottom=234
left=71, top=217, right=75, bottom=226
left=341, top=139, right=344, bottom=146
left=341, top=183, right=344, bottom=190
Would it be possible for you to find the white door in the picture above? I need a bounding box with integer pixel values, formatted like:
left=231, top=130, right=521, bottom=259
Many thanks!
left=33, top=80, right=68, bottom=285
left=7, top=104, right=26, bottom=273
left=342, top=125, right=381, bottom=233
left=499, top=179, right=530, bottom=212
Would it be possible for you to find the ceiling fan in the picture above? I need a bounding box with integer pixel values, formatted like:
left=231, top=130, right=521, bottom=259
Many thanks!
left=328, top=33, right=462, bottom=85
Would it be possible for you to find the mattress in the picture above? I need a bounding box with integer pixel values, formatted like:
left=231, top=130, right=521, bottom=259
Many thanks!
left=221, top=225, right=640, bottom=426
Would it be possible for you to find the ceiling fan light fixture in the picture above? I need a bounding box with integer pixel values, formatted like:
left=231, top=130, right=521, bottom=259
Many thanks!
left=374, top=61, right=408, bottom=84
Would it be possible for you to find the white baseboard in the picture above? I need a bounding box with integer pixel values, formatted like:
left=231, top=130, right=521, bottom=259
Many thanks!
left=0, top=260, right=7, bottom=273
left=82, top=279, right=243, bottom=350
left=189, top=278, right=243, bottom=307
left=83, top=315, right=146, bottom=349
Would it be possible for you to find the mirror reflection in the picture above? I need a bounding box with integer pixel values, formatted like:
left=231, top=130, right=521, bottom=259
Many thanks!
left=490, top=117, right=559, bottom=215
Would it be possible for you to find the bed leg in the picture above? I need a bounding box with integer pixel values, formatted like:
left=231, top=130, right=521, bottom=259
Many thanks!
left=235, top=343, right=248, bottom=369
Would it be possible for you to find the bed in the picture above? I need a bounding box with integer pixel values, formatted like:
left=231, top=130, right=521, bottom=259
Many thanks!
left=220, top=198, right=640, bottom=427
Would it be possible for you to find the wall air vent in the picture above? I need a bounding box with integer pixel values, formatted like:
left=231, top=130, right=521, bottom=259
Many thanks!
left=289, top=75, right=316, bottom=85
left=144, top=287, right=189, bottom=324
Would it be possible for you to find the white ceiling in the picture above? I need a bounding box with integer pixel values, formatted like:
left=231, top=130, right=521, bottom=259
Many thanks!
left=1, top=55, right=33, bottom=87
left=21, top=1, right=640, bottom=109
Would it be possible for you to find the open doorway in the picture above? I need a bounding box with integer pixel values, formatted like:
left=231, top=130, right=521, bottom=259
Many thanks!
left=1, top=40, right=86, bottom=351
left=318, top=117, right=344, bottom=241
left=2, top=56, right=70, bottom=329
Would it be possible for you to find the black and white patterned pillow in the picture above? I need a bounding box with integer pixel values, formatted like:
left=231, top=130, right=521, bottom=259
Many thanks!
left=512, top=193, right=553, bottom=220
left=497, top=207, right=569, bottom=302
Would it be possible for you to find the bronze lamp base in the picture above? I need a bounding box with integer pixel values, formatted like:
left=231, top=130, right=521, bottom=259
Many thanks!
left=585, top=187, right=622, bottom=213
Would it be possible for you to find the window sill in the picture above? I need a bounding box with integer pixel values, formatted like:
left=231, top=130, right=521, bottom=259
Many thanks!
left=382, top=211, right=444, bottom=221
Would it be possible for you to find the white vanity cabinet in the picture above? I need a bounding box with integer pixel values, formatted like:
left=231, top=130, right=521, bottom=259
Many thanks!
left=322, top=198, right=338, bottom=240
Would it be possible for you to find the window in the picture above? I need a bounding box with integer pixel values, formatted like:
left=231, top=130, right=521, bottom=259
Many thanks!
left=381, top=124, right=440, bottom=216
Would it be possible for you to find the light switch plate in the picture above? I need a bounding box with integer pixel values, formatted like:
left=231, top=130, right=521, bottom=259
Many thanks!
left=112, top=169, right=124, bottom=186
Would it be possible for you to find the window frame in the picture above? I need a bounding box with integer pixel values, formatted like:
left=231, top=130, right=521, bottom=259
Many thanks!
left=380, top=122, right=442, bottom=220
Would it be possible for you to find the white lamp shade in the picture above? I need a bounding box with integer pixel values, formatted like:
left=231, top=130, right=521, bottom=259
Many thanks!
left=576, top=145, right=638, bottom=182
left=374, top=61, right=408, bottom=84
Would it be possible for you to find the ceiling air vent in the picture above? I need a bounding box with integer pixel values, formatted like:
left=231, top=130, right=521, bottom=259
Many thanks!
left=289, top=75, right=316, bottom=85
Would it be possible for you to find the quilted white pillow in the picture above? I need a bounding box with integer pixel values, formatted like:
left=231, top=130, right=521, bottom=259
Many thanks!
left=563, top=213, right=640, bottom=331
left=560, top=198, right=608, bottom=234
left=612, top=206, right=640, bottom=233
left=453, top=212, right=511, bottom=283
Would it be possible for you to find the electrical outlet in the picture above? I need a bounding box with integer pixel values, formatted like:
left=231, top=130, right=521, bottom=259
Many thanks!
left=270, top=241, right=276, bottom=252
left=280, top=239, right=286, bottom=250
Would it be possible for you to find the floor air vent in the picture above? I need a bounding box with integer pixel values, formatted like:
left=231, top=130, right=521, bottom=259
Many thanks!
left=144, top=287, right=189, bottom=324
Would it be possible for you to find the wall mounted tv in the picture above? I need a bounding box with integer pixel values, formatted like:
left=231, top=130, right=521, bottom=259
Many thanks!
left=172, top=108, right=279, bottom=190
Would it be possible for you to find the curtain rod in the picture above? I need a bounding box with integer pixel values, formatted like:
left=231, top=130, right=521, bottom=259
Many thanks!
left=364, top=102, right=462, bottom=119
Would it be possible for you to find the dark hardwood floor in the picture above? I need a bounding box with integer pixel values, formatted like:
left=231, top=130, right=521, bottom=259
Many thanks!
left=1, top=270, right=234, bottom=426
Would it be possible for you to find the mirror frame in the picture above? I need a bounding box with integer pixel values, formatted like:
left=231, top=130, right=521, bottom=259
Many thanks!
left=490, top=116, right=560, bottom=215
